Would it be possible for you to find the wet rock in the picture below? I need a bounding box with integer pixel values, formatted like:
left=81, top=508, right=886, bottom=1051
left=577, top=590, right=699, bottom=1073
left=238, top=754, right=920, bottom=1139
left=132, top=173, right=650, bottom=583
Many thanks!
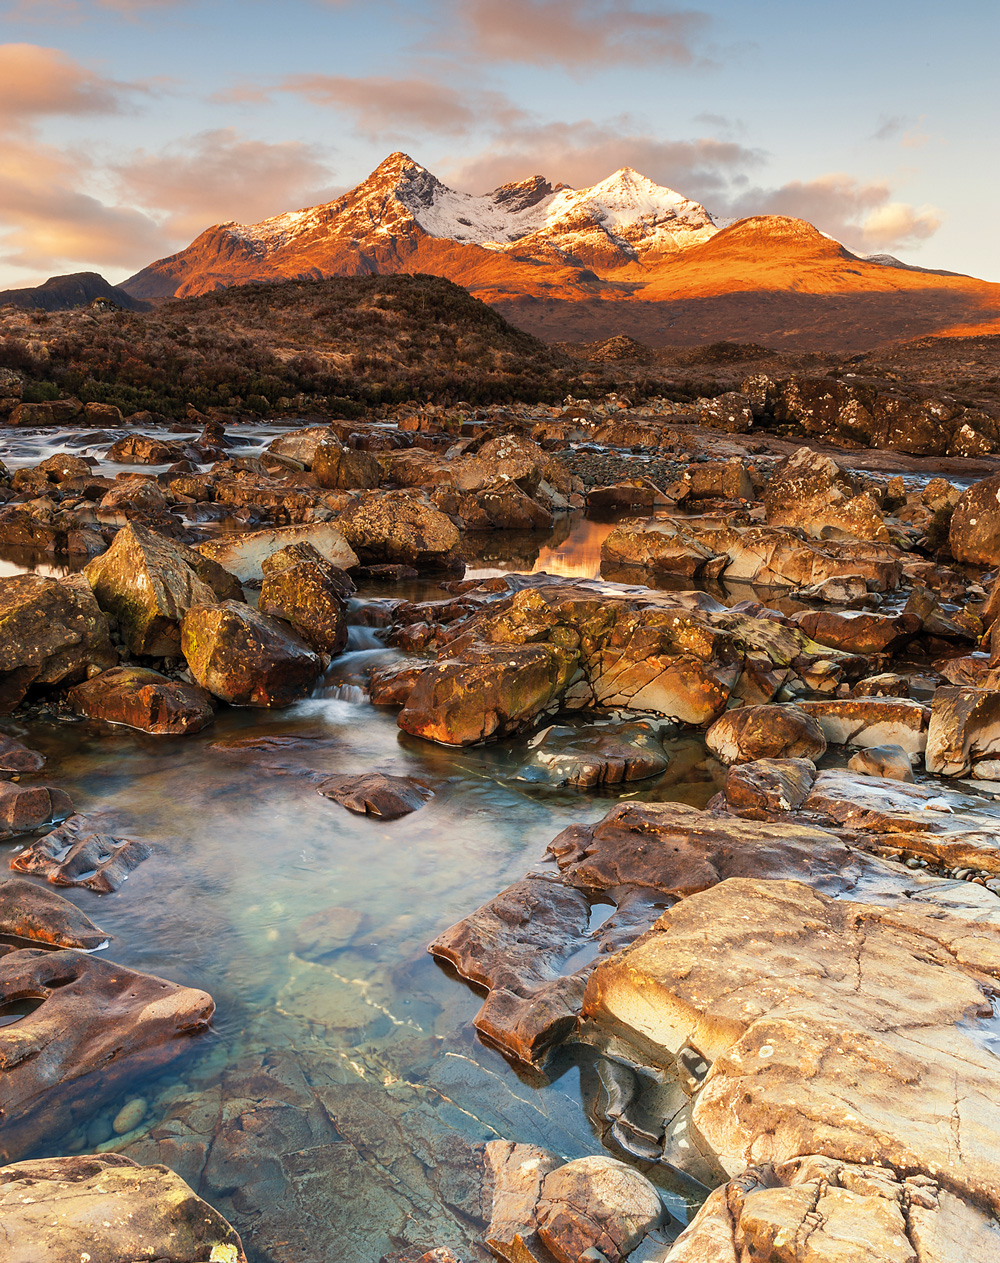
left=11, top=814, right=151, bottom=891
left=316, top=772, right=433, bottom=819
left=98, top=476, right=168, bottom=515
left=795, top=697, right=930, bottom=755
left=0, top=734, right=45, bottom=778
left=794, top=608, right=920, bottom=655
left=293, top=906, right=365, bottom=959
left=705, top=703, right=827, bottom=766
left=791, top=574, right=870, bottom=604
left=370, top=661, right=428, bottom=706
left=337, top=491, right=461, bottom=570
left=949, top=473, right=1000, bottom=565
left=197, top=521, right=358, bottom=583
left=0, top=1153, right=245, bottom=1262
left=37, top=453, right=92, bottom=482
left=722, top=528, right=902, bottom=591
left=0, top=877, right=106, bottom=951
left=258, top=543, right=351, bottom=655
left=105, top=434, right=186, bottom=465
left=852, top=672, right=911, bottom=698
left=0, top=781, right=73, bottom=833
left=516, top=721, right=669, bottom=788
left=848, top=743, right=915, bottom=782
left=926, top=685, right=1000, bottom=778
left=450, top=479, right=554, bottom=531
left=0, top=574, right=115, bottom=710
left=181, top=601, right=322, bottom=707
left=69, top=666, right=215, bottom=735
left=662, top=1157, right=999, bottom=1263
left=582, top=878, right=1000, bottom=1213
left=534, top=1155, right=662, bottom=1263
left=0, top=950, right=213, bottom=1162
left=313, top=436, right=384, bottom=490
left=904, top=584, right=981, bottom=645
left=601, top=518, right=718, bottom=579
left=84, top=523, right=243, bottom=656
left=763, top=447, right=888, bottom=541
left=721, top=758, right=818, bottom=820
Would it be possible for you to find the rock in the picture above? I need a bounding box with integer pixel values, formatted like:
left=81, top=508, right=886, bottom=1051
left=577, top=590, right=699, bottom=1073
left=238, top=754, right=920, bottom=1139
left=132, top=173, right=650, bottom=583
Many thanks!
left=926, top=685, right=1000, bottom=778
left=721, top=758, right=818, bottom=820
left=483, top=1140, right=562, bottom=1263
left=662, top=1157, right=1000, bottom=1263
left=0, top=574, right=115, bottom=710
left=949, top=474, right=1000, bottom=565
left=583, top=878, right=1000, bottom=1214
left=450, top=479, right=553, bottom=531
left=0, top=1154, right=246, bottom=1262
left=722, top=528, right=902, bottom=592
left=8, top=399, right=82, bottom=426
left=686, top=459, right=755, bottom=501
left=337, top=491, right=461, bottom=569
left=534, top=1155, right=662, bottom=1263
left=792, top=574, right=870, bottom=604
left=258, top=543, right=351, bottom=655
left=181, top=601, right=322, bottom=707
left=705, top=704, right=827, bottom=766
left=267, top=425, right=334, bottom=466
left=69, top=666, right=215, bottom=735
left=697, top=392, right=755, bottom=433
left=0, top=735, right=44, bottom=778
left=601, top=518, right=718, bottom=579
left=98, top=476, right=168, bottom=514
left=316, top=772, right=433, bottom=819
left=196, top=521, right=358, bottom=583
left=763, top=447, right=888, bottom=541
left=516, top=721, right=669, bottom=788
left=105, top=434, right=185, bottom=464
left=0, top=877, right=106, bottom=952
left=852, top=672, right=911, bottom=698
left=11, top=814, right=151, bottom=891
left=795, top=697, right=930, bottom=755
left=84, top=523, right=242, bottom=656
left=293, top=906, right=365, bottom=959
left=0, top=781, right=73, bottom=833
left=461, top=435, right=548, bottom=494
left=0, top=951, right=213, bottom=1162
left=794, top=609, right=920, bottom=656
left=848, top=743, right=915, bottom=782
left=112, top=1096, right=147, bottom=1134
left=37, top=453, right=92, bottom=482
left=313, top=436, right=384, bottom=489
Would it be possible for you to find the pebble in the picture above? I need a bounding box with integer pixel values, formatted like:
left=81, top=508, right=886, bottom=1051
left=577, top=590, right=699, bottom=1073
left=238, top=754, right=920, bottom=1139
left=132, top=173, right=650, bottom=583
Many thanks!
left=112, top=1096, right=147, bottom=1135
left=86, top=1115, right=113, bottom=1147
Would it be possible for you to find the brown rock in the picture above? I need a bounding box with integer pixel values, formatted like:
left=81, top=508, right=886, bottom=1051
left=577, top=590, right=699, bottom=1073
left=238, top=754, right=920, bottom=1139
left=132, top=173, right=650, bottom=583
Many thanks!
left=0, top=781, right=72, bottom=833
left=705, top=704, right=827, bottom=766
left=949, top=474, right=1000, bottom=565
left=795, top=697, right=930, bottom=755
left=0, top=734, right=44, bottom=778
left=795, top=609, right=920, bottom=655
left=11, top=814, right=151, bottom=891
left=316, top=772, right=433, bottom=819
left=517, top=721, right=669, bottom=788
left=105, top=434, right=185, bottom=465
left=0, top=877, right=106, bottom=952
left=925, top=685, right=1000, bottom=778
left=313, top=436, right=384, bottom=490
left=848, top=743, right=915, bottom=782
left=0, top=951, right=213, bottom=1162
left=196, top=521, right=358, bottom=583
left=0, top=1154, right=246, bottom=1263
left=337, top=490, right=461, bottom=569
left=721, top=757, right=818, bottom=820
left=535, top=1155, right=662, bottom=1263
left=69, top=666, right=214, bottom=735
left=258, top=543, right=351, bottom=655
left=181, top=601, right=322, bottom=707
left=763, top=447, right=888, bottom=541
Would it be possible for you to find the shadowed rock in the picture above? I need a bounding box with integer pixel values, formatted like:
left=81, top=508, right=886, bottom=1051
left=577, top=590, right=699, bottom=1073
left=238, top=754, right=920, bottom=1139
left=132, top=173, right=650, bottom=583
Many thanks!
left=0, top=782, right=73, bottom=834
left=0, top=877, right=106, bottom=951
left=0, top=735, right=44, bottom=779
left=69, top=666, right=214, bottom=735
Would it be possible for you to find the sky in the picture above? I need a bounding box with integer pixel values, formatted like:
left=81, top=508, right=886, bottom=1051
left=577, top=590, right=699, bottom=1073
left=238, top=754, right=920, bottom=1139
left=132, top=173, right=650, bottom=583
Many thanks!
left=0, top=0, right=997, bottom=290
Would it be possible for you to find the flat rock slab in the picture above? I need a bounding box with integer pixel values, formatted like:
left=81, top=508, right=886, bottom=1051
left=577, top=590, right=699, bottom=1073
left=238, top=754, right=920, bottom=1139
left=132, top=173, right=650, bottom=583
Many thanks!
left=0, top=1154, right=246, bottom=1263
left=0, top=877, right=106, bottom=952
left=796, top=697, right=930, bottom=755
left=583, top=877, right=1000, bottom=1214
left=0, top=948, right=213, bottom=1162
left=10, top=813, right=151, bottom=891
left=316, top=772, right=433, bottom=819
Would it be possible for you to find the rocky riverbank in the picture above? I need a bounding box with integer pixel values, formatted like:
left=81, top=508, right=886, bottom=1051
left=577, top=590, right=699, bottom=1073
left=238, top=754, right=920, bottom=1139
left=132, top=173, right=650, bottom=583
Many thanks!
left=2, top=384, right=1000, bottom=1261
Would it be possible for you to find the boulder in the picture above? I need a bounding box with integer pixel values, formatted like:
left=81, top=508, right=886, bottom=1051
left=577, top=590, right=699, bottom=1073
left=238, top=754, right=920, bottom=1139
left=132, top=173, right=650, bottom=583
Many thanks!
left=795, top=697, right=930, bottom=755
left=0, top=1154, right=246, bottom=1263
left=0, top=735, right=44, bottom=778
left=105, top=434, right=186, bottom=465
left=258, top=543, right=351, bottom=655
left=516, top=721, right=669, bottom=788
left=721, top=758, right=818, bottom=820
left=68, top=666, right=215, bottom=735
left=84, top=523, right=240, bottom=656
left=0, top=949, right=213, bottom=1162
left=312, top=436, right=384, bottom=490
left=582, top=878, right=1000, bottom=1214
left=0, top=574, right=115, bottom=709
left=316, top=772, right=433, bottom=819
left=763, top=447, right=888, bottom=541
left=601, top=518, right=719, bottom=579
left=181, top=601, right=322, bottom=706
left=98, top=477, right=168, bottom=514
left=848, top=743, right=915, bottom=782
left=696, top=392, right=755, bottom=433
left=534, top=1155, right=662, bottom=1263
left=949, top=474, right=1000, bottom=565
left=0, top=781, right=72, bottom=833
left=37, top=453, right=91, bottom=482
left=459, top=435, right=547, bottom=494
left=196, top=522, right=358, bottom=583
left=0, top=877, right=106, bottom=952
left=925, top=685, right=1000, bottom=778
left=451, top=480, right=554, bottom=531
left=11, top=814, right=151, bottom=891
left=705, top=704, right=827, bottom=766
left=794, top=609, right=921, bottom=656
left=723, top=528, right=902, bottom=591
left=336, top=491, right=461, bottom=569
left=267, top=425, right=334, bottom=466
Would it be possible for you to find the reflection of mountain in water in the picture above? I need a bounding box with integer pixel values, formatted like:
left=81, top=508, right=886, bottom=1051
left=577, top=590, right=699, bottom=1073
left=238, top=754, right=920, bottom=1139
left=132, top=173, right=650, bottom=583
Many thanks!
left=462, top=515, right=616, bottom=580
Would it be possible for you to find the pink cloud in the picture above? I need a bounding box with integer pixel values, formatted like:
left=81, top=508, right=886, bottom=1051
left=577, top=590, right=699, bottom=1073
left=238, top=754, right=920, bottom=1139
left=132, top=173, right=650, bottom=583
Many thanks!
left=0, top=42, right=141, bottom=119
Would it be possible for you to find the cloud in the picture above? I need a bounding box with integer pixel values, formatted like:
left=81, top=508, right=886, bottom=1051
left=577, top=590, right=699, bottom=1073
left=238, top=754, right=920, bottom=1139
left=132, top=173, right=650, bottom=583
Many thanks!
left=0, top=42, right=141, bottom=120
left=457, top=0, right=712, bottom=68
left=113, top=127, right=338, bottom=237
left=871, top=112, right=929, bottom=149
left=727, top=174, right=942, bottom=255
left=0, top=136, right=165, bottom=271
left=439, top=120, right=765, bottom=199
left=273, top=74, right=527, bottom=139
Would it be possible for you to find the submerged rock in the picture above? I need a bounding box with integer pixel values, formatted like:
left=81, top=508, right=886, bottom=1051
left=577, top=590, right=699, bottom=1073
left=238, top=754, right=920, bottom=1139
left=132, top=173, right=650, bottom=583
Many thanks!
left=516, top=721, right=670, bottom=788
left=0, top=1154, right=246, bottom=1263
left=181, top=601, right=322, bottom=707
left=69, top=666, right=215, bottom=734
left=0, top=949, right=213, bottom=1162
left=316, top=772, right=433, bottom=819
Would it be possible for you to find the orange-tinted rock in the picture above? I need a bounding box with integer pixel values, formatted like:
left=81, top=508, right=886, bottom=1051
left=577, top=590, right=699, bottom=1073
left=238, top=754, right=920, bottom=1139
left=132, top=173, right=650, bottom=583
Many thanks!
left=0, top=878, right=106, bottom=952
left=0, top=735, right=44, bottom=778
left=312, top=437, right=383, bottom=490
left=705, top=703, right=827, bottom=766
left=69, top=666, right=214, bottom=735
left=0, top=782, right=72, bottom=833
left=11, top=814, right=150, bottom=891
left=949, top=474, right=1000, bottom=565
left=258, top=544, right=351, bottom=655
left=336, top=490, right=461, bottom=569
left=795, top=609, right=920, bottom=655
